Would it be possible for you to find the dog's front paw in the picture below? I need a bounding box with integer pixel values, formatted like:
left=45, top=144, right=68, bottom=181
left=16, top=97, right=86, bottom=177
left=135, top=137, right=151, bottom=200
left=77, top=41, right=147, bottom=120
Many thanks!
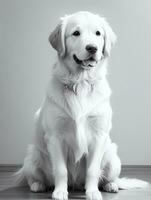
left=52, top=189, right=68, bottom=200
left=86, top=190, right=102, bottom=200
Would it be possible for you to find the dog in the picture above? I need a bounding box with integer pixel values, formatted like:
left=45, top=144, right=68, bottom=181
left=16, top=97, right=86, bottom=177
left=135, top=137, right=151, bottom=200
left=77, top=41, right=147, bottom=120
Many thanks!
left=16, top=11, right=148, bottom=200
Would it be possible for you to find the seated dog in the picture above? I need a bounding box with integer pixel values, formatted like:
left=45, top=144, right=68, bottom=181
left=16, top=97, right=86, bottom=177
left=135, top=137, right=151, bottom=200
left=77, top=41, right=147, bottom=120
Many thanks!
left=16, top=11, right=148, bottom=200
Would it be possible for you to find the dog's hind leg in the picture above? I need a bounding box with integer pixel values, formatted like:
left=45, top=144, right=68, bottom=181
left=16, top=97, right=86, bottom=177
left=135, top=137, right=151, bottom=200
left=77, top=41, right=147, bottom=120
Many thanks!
left=24, top=108, right=52, bottom=192
left=21, top=144, right=48, bottom=192
left=100, top=143, right=121, bottom=193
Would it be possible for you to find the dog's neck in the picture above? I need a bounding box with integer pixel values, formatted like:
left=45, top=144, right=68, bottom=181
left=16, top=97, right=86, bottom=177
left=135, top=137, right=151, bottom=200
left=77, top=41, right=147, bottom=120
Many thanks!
left=63, top=76, right=95, bottom=95
left=53, top=58, right=108, bottom=95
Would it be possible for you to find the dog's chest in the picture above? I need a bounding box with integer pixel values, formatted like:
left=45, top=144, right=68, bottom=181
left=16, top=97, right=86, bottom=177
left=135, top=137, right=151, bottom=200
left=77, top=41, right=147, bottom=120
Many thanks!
left=47, top=79, right=110, bottom=161
left=64, top=82, right=102, bottom=120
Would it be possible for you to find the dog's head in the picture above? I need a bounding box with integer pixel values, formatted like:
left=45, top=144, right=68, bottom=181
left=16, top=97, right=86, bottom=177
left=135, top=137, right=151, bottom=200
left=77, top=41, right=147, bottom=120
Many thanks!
left=49, top=11, right=116, bottom=71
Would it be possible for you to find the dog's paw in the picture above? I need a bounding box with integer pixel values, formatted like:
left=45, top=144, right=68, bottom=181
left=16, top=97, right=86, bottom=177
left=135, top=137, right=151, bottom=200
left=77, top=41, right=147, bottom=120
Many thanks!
left=103, top=182, right=119, bottom=193
left=30, top=182, right=46, bottom=192
left=52, top=189, right=68, bottom=200
left=86, top=190, right=102, bottom=200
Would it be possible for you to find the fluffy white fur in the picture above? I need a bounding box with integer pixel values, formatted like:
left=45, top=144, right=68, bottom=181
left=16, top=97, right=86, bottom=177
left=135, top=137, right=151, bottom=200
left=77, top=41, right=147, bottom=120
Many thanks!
left=16, top=11, right=149, bottom=200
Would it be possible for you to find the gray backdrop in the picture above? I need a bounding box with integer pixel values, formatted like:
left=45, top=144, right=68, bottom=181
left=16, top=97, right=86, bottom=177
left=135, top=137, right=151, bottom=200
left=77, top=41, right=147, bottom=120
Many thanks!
left=0, top=0, right=151, bottom=165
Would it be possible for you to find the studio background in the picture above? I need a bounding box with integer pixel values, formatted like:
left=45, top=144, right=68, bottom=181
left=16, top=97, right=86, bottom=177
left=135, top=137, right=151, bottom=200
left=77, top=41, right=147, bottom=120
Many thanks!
left=0, top=0, right=151, bottom=165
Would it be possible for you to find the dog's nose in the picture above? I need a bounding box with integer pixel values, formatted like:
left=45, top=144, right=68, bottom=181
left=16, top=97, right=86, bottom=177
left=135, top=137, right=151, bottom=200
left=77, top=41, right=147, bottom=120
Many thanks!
left=86, top=45, right=97, bottom=54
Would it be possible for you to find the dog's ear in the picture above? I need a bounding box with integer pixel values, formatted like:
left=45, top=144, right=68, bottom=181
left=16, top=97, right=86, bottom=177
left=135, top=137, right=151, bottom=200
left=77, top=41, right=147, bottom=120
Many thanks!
left=49, top=17, right=67, bottom=57
left=101, top=18, right=117, bottom=57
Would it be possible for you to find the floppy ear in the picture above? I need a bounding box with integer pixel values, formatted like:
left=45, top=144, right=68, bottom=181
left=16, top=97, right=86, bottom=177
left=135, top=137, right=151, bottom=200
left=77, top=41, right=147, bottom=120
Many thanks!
left=49, top=17, right=67, bottom=57
left=101, top=18, right=117, bottom=57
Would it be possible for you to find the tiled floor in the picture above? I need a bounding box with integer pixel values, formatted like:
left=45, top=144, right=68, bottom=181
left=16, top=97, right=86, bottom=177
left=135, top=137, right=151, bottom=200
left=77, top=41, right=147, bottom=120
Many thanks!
left=0, top=166, right=151, bottom=199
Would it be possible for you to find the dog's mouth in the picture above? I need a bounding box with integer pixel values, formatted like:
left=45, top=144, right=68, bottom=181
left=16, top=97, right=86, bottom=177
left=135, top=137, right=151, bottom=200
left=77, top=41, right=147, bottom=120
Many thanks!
left=73, top=54, right=97, bottom=69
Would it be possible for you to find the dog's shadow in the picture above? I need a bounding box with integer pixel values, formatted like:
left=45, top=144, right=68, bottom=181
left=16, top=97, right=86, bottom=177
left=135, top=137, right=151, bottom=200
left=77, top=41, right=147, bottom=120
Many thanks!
left=0, top=186, right=121, bottom=199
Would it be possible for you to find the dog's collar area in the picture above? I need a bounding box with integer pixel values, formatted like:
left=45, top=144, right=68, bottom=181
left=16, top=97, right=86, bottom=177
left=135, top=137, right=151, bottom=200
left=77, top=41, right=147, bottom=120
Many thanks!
left=73, top=54, right=96, bottom=69
left=64, top=81, right=95, bottom=95
left=64, top=83, right=78, bottom=95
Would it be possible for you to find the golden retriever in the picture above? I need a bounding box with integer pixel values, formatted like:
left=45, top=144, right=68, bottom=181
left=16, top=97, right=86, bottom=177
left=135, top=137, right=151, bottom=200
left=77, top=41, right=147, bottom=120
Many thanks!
left=16, top=11, right=148, bottom=200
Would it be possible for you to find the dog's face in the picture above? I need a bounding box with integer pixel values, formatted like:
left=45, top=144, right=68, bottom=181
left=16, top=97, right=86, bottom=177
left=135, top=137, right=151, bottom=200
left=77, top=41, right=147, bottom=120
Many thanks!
left=49, top=11, right=116, bottom=72
left=65, top=13, right=105, bottom=70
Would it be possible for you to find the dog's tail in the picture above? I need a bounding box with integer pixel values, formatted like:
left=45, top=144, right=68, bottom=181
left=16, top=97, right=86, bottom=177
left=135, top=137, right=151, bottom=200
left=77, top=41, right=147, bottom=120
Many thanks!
left=12, top=167, right=27, bottom=186
left=115, top=177, right=149, bottom=189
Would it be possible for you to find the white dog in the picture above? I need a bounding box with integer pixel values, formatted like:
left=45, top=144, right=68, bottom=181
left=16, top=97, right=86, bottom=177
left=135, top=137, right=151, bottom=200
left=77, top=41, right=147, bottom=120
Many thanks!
left=16, top=11, right=148, bottom=200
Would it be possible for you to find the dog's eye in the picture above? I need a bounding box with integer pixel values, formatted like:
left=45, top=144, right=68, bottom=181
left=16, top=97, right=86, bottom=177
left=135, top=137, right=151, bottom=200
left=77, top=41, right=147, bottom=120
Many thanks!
left=73, top=31, right=80, bottom=36
left=96, top=31, right=101, bottom=36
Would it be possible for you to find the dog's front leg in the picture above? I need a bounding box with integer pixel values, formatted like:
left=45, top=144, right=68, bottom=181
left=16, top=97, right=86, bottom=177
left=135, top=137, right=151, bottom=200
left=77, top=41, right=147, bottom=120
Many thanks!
left=85, top=133, right=109, bottom=200
left=47, top=135, right=68, bottom=200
